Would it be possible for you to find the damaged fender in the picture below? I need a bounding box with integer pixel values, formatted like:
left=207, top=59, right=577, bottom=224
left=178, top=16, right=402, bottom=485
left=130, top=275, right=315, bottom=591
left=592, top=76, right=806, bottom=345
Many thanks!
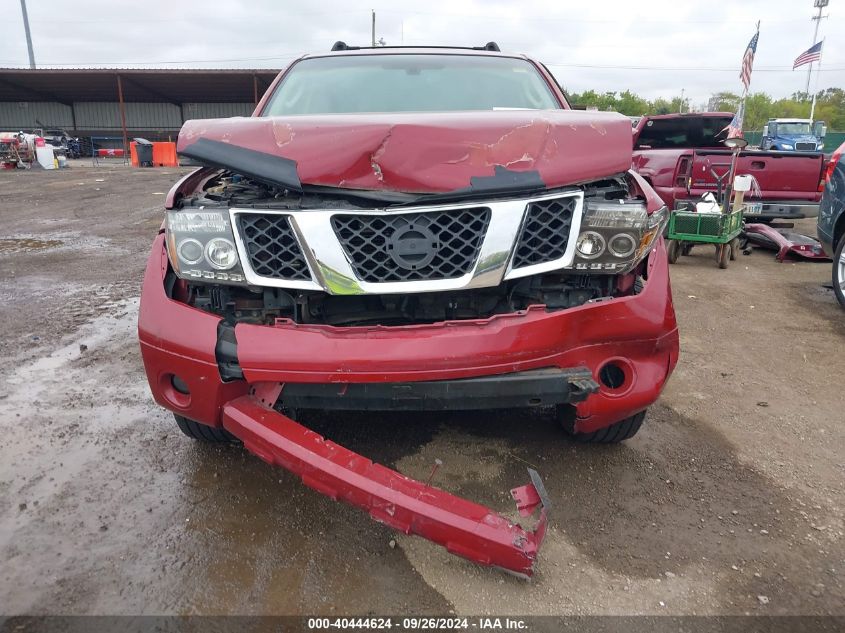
left=222, top=385, right=548, bottom=577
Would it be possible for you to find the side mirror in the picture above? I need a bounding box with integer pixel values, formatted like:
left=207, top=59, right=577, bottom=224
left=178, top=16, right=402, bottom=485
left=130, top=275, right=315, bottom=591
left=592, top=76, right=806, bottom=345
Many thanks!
left=762, top=125, right=769, bottom=138
left=813, top=121, right=827, bottom=139
left=768, top=123, right=778, bottom=137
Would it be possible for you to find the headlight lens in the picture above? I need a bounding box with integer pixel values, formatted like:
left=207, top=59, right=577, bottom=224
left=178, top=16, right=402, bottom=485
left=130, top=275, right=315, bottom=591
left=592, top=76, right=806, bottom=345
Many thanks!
left=571, top=200, right=667, bottom=273
left=782, top=144, right=794, bottom=150
left=205, top=238, right=238, bottom=270
left=575, top=231, right=606, bottom=259
left=176, top=238, right=204, bottom=265
left=165, top=210, right=246, bottom=284
left=608, top=233, right=637, bottom=258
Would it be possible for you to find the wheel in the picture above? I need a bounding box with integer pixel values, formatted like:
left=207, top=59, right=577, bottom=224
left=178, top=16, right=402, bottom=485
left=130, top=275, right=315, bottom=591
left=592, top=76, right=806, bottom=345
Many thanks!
left=667, top=240, right=681, bottom=264
left=561, top=409, right=646, bottom=444
left=730, top=238, right=740, bottom=261
left=173, top=414, right=238, bottom=442
left=718, top=243, right=730, bottom=269
left=834, top=234, right=845, bottom=309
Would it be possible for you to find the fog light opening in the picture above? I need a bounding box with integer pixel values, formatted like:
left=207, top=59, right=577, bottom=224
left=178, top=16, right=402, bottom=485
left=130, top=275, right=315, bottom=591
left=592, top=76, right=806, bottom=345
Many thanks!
left=171, top=375, right=190, bottom=395
left=599, top=362, right=626, bottom=390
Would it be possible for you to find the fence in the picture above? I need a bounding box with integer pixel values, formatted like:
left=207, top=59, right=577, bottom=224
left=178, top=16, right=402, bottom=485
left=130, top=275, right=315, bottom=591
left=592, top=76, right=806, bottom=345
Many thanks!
left=89, top=136, right=129, bottom=166
left=744, top=130, right=844, bottom=151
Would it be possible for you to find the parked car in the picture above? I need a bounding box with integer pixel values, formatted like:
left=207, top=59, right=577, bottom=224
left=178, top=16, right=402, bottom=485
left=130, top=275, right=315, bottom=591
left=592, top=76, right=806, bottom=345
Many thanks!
left=760, top=118, right=826, bottom=152
left=138, top=43, right=679, bottom=575
left=37, top=127, right=82, bottom=159
left=633, top=112, right=828, bottom=221
left=817, top=140, right=845, bottom=308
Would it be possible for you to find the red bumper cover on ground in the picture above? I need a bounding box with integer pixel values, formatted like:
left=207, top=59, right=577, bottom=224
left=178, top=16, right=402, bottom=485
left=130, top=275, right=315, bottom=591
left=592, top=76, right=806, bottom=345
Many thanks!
left=223, top=386, right=547, bottom=576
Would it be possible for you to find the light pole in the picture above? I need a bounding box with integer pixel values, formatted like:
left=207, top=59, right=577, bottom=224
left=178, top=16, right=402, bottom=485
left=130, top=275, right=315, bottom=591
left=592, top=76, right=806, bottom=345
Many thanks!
left=806, top=0, right=829, bottom=94
left=19, top=0, right=36, bottom=69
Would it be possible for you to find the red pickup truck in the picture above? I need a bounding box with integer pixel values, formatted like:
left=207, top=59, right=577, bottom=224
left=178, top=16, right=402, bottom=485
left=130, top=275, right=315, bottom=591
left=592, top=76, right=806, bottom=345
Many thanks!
left=633, top=112, right=826, bottom=221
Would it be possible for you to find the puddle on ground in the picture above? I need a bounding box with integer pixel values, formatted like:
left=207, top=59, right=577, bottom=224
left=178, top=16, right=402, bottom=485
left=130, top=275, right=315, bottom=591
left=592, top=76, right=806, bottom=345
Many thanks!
left=0, top=238, right=63, bottom=255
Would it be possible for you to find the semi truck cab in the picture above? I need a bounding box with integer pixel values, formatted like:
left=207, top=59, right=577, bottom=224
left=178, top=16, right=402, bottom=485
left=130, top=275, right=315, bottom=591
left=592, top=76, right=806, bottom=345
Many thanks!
left=760, top=118, right=826, bottom=152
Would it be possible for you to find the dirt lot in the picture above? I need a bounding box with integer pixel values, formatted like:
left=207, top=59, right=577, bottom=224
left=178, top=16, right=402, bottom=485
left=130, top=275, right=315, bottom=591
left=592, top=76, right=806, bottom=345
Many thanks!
left=0, top=165, right=842, bottom=617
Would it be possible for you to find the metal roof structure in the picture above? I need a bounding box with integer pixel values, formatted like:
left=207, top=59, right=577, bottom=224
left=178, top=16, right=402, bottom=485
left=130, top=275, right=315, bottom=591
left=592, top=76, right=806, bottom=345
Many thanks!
left=0, top=68, right=281, bottom=104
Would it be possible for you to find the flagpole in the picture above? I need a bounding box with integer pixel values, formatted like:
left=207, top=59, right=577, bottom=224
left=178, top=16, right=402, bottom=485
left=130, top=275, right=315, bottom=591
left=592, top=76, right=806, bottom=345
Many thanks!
left=809, top=39, right=824, bottom=122
left=806, top=1, right=825, bottom=94
left=738, top=21, right=760, bottom=139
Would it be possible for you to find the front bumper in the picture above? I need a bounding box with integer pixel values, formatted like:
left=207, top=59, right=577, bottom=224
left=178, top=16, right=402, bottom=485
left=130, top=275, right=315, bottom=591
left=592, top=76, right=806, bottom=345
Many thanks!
left=138, top=233, right=678, bottom=574
left=139, top=234, right=679, bottom=434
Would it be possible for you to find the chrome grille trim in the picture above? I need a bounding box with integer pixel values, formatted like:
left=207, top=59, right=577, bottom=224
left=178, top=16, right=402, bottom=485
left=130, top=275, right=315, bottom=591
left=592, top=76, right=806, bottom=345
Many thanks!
left=229, top=190, right=584, bottom=295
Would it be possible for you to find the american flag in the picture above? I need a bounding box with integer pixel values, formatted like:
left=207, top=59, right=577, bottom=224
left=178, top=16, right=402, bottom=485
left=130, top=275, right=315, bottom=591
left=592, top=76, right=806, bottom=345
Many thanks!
left=726, top=102, right=745, bottom=139
left=793, top=41, right=823, bottom=69
left=740, top=30, right=759, bottom=91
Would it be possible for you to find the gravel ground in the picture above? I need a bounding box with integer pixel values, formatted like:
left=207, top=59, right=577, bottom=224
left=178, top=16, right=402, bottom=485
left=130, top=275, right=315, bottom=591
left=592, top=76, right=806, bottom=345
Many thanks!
left=0, top=164, right=842, bottom=617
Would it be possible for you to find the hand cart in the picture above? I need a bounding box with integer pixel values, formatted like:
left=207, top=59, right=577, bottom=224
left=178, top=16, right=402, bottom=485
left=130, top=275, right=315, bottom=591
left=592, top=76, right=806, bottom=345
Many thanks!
left=666, top=136, right=751, bottom=269
left=666, top=206, right=744, bottom=269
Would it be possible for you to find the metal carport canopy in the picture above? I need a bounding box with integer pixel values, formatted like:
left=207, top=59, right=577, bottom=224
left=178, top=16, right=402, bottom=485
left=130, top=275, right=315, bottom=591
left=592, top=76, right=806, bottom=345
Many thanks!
left=0, top=68, right=282, bottom=104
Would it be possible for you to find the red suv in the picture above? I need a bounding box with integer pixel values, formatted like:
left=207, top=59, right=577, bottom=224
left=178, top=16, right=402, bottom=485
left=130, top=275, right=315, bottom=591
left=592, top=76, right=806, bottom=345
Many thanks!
left=138, top=44, right=679, bottom=575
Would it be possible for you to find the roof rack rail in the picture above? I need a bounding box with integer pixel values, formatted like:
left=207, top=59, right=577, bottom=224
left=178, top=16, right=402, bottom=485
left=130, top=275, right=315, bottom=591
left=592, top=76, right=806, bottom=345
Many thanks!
left=330, top=41, right=501, bottom=52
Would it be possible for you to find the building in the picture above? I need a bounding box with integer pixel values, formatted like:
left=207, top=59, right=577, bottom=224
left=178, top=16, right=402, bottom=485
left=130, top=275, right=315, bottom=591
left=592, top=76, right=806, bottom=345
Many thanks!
left=0, top=68, right=281, bottom=148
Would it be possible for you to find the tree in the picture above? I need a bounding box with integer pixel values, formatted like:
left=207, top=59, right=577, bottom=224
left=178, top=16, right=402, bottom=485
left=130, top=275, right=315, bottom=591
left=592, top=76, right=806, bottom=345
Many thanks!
left=567, top=87, right=842, bottom=130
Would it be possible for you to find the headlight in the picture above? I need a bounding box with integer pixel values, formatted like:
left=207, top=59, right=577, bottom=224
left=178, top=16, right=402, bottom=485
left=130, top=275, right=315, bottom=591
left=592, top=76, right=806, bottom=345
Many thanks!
left=575, top=231, right=606, bottom=259
left=782, top=144, right=794, bottom=150
left=165, top=210, right=247, bottom=284
left=205, top=238, right=238, bottom=270
left=571, top=200, right=667, bottom=273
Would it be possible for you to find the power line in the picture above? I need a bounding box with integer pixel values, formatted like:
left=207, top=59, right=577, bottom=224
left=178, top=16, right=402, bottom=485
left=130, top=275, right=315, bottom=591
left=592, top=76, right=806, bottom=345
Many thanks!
left=545, top=63, right=844, bottom=73
left=377, top=8, right=843, bottom=23
left=27, top=9, right=366, bottom=24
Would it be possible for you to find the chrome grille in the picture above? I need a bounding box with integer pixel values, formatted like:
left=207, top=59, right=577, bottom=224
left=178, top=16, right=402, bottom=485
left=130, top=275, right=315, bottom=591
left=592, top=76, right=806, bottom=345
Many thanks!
left=795, top=142, right=816, bottom=151
left=236, top=213, right=311, bottom=281
left=331, top=208, right=491, bottom=282
left=511, top=196, right=576, bottom=269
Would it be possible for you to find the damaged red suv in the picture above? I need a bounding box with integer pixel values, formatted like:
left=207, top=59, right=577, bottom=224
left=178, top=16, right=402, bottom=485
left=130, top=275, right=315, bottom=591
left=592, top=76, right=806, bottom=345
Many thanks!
left=139, top=44, right=679, bottom=575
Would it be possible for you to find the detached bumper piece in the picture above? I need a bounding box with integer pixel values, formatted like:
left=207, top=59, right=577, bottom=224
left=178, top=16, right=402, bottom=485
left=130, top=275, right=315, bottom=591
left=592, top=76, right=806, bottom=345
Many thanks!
left=222, top=391, right=549, bottom=577
left=744, top=223, right=832, bottom=262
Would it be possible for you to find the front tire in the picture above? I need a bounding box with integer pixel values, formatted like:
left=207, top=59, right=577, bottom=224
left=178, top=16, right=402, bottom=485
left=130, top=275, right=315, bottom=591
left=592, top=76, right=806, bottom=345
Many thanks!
left=834, top=234, right=845, bottom=309
left=667, top=240, right=681, bottom=264
left=173, top=414, right=238, bottom=443
left=718, top=243, right=730, bottom=269
left=562, top=410, right=646, bottom=444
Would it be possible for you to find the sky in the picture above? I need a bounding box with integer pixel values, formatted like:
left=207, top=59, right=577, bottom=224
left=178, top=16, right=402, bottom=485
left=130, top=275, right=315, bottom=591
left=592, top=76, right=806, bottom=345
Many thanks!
left=3, top=0, right=843, bottom=106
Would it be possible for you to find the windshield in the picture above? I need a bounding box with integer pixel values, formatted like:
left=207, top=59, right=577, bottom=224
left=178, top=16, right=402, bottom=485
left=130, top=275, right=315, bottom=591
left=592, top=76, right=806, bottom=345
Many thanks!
left=635, top=116, right=731, bottom=149
left=262, top=54, right=561, bottom=115
left=776, top=122, right=812, bottom=135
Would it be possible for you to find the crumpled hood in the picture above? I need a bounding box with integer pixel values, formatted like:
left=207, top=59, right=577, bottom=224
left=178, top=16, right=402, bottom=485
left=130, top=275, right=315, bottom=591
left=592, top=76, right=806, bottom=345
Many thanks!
left=177, top=110, right=633, bottom=194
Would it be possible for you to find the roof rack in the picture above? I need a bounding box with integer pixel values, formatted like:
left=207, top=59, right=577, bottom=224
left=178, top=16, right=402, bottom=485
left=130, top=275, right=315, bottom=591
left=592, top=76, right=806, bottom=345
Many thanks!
left=331, top=41, right=500, bottom=52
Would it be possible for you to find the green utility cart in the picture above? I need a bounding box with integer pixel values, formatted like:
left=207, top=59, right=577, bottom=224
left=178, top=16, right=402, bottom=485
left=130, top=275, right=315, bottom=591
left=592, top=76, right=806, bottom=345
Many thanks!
left=666, top=205, right=746, bottom=269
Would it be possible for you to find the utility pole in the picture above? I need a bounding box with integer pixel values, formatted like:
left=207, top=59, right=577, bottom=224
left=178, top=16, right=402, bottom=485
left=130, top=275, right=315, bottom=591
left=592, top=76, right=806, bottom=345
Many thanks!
left=19, top=0, right=36, bottom=69
left=679, top=88, right=685, bottom=113
left=371, top=10, right=376, bottom=47
left=806, top=0, right=829, bottom=94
